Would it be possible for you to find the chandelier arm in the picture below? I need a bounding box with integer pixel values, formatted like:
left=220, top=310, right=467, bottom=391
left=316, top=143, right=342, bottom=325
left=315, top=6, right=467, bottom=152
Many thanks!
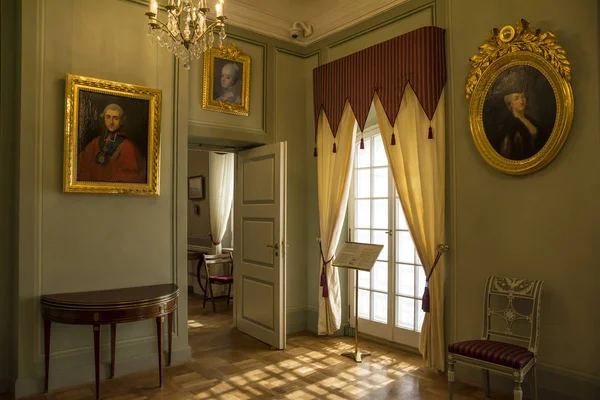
left=149, top=18, right=184, bottom=44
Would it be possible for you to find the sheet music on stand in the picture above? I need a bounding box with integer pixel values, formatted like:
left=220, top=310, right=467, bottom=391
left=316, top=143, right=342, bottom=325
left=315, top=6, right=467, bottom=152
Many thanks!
left=333, top=241, right=384, bottom=272
left=333, top=241, right=383, bottom=363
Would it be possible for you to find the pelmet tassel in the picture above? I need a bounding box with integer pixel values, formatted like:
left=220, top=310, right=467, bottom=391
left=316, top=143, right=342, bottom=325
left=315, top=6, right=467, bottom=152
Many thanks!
left=428, top=126, right=433, bottom=139
left=391, top=133, right=396, bottom=145
left=332, top=142, right=337, bottom=153
left=313, top=146, right=318, bottom=157
left=360, top=137, right=364, bottom=149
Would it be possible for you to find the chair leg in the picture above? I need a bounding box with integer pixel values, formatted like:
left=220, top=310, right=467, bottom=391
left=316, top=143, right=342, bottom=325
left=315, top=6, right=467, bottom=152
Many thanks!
left=227, top=283, right=232, bottom=306
left=482, top=369, right=490, bottom=398
left=203, top=275, right=209, bottom=308
left=513, top=375, right=523, bottom=400
left=448, top=358, right=455, bottom=400
left=209, top=281, right=217, bottom=312
left=530, top=365, right=538, bottom=400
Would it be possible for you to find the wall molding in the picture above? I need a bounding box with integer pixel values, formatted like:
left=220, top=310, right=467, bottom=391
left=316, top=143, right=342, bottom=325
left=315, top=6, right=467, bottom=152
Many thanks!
left=16, top=342, right=191, bottom=398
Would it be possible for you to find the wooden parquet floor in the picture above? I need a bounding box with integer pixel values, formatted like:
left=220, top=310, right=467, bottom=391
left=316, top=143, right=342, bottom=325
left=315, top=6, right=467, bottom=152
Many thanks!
left=19, top=293, right=511, bottom=400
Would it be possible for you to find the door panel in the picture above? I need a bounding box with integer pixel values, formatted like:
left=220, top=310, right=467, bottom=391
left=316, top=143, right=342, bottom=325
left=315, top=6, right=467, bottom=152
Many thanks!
left=235, top=142, right=287, bottom=349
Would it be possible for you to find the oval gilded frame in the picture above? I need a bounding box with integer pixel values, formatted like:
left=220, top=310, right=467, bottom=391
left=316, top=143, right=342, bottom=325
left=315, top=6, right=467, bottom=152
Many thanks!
left=466, top=19, right=574, bottom=175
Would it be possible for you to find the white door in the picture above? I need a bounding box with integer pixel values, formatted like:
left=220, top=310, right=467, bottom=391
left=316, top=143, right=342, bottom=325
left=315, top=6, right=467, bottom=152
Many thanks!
left=234, top=142, right=287, bottom=349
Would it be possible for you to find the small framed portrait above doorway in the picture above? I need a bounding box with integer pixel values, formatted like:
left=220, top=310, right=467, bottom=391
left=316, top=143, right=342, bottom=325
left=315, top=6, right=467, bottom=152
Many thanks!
left=63, top=73, right=162, bottom=195
left=466, top=19, right=574, bottom=175
left=202, top=43, right=251, bottom=116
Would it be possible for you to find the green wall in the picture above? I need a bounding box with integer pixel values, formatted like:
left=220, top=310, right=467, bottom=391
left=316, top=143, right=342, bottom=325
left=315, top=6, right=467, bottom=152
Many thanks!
left=447, top=0, right=599, bottom=397
left=0, top=0, right=18, bottom=393
left=14, top=0, right=190, bottom=396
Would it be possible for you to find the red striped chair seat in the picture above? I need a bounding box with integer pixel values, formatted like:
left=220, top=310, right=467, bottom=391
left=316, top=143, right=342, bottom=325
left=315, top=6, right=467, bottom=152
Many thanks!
left=209, top=275, right=233, bottom=283
left=449, top=340, right=534, bottom=369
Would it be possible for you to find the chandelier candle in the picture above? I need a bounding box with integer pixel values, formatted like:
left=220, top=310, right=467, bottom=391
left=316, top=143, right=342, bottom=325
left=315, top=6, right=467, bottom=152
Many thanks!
left=145, top=0, right=227, bottom=69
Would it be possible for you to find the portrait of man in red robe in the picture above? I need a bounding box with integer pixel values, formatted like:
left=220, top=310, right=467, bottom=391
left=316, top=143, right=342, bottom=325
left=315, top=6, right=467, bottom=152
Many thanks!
left=77, top=103, right=147, bottom=183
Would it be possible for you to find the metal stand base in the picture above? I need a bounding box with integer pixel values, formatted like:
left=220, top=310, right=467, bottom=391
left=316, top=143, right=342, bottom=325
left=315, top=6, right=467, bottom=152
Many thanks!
left=342, top=350, right=371, bottom=363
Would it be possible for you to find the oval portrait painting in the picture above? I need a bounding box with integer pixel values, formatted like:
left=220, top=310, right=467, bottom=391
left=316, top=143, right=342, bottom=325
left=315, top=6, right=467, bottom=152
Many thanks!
left=482, top=65, right=556, bottom=161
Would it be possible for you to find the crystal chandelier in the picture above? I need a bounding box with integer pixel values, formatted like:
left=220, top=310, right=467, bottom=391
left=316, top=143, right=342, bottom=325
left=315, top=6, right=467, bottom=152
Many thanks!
left=146, top=0, right=227, bottom=69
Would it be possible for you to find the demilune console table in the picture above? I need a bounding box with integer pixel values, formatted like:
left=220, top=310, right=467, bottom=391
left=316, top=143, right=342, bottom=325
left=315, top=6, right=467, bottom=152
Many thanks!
left=41, top=284, right=179, bottom=399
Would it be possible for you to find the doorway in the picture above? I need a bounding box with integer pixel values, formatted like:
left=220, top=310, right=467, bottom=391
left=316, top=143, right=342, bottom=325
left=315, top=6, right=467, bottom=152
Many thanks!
left=187, top=144, right=237, bottom=353
left=185, top=141, right=288, bottom=352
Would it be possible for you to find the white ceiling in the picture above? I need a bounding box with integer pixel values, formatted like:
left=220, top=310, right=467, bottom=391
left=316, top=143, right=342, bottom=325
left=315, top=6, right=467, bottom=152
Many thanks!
left=224, top=0, right=408, bottom=46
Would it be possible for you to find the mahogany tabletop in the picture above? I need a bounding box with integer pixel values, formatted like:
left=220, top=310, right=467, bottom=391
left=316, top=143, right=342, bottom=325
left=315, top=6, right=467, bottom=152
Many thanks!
left=41, top=284, right=179, bottom=308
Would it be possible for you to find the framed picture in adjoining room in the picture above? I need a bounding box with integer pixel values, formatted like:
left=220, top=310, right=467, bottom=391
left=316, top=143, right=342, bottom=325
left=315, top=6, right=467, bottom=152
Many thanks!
left=188, top=175, right=205, bottom=200
left=63, top=73, right=162, bottom=195
left=466, top=19, right=574, bottom=175
left=202, top=43, right=250, bottom=116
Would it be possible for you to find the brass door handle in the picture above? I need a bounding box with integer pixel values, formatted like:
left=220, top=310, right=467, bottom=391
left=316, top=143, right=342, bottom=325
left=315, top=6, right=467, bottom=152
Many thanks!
left=266, top=243, right=280, bottom=250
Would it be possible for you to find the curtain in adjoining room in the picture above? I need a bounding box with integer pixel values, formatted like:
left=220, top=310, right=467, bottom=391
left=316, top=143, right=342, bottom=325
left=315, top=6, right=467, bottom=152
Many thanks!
left=312, top=26, right=448, bottom=368
left=209, top=152, right=235, bottom=255
left=316, top=102, right=357, bottom=335
left=374, top=86, right=447, bottom=371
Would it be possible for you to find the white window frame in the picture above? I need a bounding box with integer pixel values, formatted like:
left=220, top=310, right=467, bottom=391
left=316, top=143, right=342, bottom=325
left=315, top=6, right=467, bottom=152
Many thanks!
left=347, top=125, right=424, bottom=349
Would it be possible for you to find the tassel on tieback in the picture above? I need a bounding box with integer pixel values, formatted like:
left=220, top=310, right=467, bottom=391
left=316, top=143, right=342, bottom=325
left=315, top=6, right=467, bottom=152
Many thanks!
left=428, top=126, right=433, bottom=139
left=313, top=146, right=318, bottom=157
left=332, top=142, right=337, bottom=153
left=391, top=133, right=396, bottom=145
left=360, top=137, right=364, bottom=149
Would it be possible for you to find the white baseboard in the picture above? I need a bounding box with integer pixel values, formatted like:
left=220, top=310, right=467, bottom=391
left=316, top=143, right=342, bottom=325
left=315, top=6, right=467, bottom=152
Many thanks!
left=286, top=307, right=307, bottom=334
left=455, top=361, right=600, bottom=400
left=14, top=340, right=191, bottom=399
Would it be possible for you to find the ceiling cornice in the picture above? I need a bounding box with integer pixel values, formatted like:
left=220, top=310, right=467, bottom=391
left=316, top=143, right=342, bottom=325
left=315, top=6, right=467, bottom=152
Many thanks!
left=225, top=0, right=408, bottom=47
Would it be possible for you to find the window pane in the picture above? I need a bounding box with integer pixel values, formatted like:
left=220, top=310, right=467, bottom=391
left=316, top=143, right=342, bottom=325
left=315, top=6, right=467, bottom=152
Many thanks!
left=355, top=170, right=370, bottom=198
left=372, top=167, right=388, bottom=198
left=416, top=266, right=426, bottom=300
left=372, top=199, right=388, bottom=229
left=356, top=138, right=371, bottom=168
left=354, top=229, right=370, bottom=243
left=372, top=261, right=388, bottom=292
left=396, top=297, right=415, bottom=330
left=371, top=230, right=388, bottom=261
left=396, top=231, right=415, bottom=264
left=358, top=289, right=370, bottom=319
left=358, top=270, right=370, bottom=289
left=396, top=263, right=415, bottom=297
left=372, top=135, right=387, bottom=166
left=416, top=300, right=425, bottom=333
left=355, top=200, right=370, bottom=228
left=373, top=292, right=388, bottom=323
left=415, top=249, right=422, bottom=266
left=396, top=198, right=409, bottom=230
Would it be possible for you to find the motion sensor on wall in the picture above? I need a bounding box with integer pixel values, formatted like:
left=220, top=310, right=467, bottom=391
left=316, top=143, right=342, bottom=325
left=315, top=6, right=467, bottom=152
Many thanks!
left=289, top=21, right=313, bottom=40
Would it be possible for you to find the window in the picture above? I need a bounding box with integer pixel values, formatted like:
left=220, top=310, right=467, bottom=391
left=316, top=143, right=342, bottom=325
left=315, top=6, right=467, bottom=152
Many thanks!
left=349, top=130, right=425, bottom=347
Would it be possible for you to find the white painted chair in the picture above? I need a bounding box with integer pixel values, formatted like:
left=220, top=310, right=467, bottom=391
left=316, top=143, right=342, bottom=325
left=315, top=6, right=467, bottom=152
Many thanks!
left=447, top=276, right=544, bottom=400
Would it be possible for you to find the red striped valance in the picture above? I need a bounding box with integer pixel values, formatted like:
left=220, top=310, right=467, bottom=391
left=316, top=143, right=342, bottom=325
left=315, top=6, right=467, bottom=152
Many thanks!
left=313, top=26, right=447, bottom=138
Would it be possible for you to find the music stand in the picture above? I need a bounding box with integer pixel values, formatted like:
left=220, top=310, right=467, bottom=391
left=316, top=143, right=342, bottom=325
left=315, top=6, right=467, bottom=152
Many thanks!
left=333, top=241, right=383, bottom=363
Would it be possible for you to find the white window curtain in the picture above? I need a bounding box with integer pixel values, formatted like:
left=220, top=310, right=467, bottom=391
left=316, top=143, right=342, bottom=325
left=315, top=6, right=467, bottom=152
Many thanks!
left=317, top=102, right=357, bottom=335
left=373, top=85, right=447, bottom=370
left=209, top=152, right=235, bottom=255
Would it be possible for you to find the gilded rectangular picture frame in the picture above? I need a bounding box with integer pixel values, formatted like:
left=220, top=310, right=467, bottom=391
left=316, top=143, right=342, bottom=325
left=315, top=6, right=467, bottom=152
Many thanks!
left=63, top=73, right=162, bottom=195
left=202, top=43, right=250, bottom=116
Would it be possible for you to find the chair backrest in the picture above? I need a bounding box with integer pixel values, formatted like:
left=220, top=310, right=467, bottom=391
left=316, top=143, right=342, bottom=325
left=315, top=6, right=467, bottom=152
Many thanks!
left=482, top=276, right=544, bottom=354
left=203, top=253, right=234, bottom=276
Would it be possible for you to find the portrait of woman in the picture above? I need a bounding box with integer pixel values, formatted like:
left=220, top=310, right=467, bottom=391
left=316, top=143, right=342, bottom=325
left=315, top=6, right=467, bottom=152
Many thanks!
left=482, top=65, right=557, bottom=161
left=212, top=58, right=243, bottom=104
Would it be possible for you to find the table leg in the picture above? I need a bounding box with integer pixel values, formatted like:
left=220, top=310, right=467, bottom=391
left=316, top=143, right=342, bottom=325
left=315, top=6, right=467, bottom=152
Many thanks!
left=44, top=319, right=51, bottom=393
left=110, top=323, right=116, bottom=378
left=93, top=325, right=100, bottom=400
left=167, top=312, right=173, bottom=366
left=156, top=316, right=164, bottom=387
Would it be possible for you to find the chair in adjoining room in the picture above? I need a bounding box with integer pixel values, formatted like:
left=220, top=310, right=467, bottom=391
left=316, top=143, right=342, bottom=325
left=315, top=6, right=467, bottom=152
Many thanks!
left=200, top=253, right=234, bottom=312
left=447, top=276, right=544, bottom=400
